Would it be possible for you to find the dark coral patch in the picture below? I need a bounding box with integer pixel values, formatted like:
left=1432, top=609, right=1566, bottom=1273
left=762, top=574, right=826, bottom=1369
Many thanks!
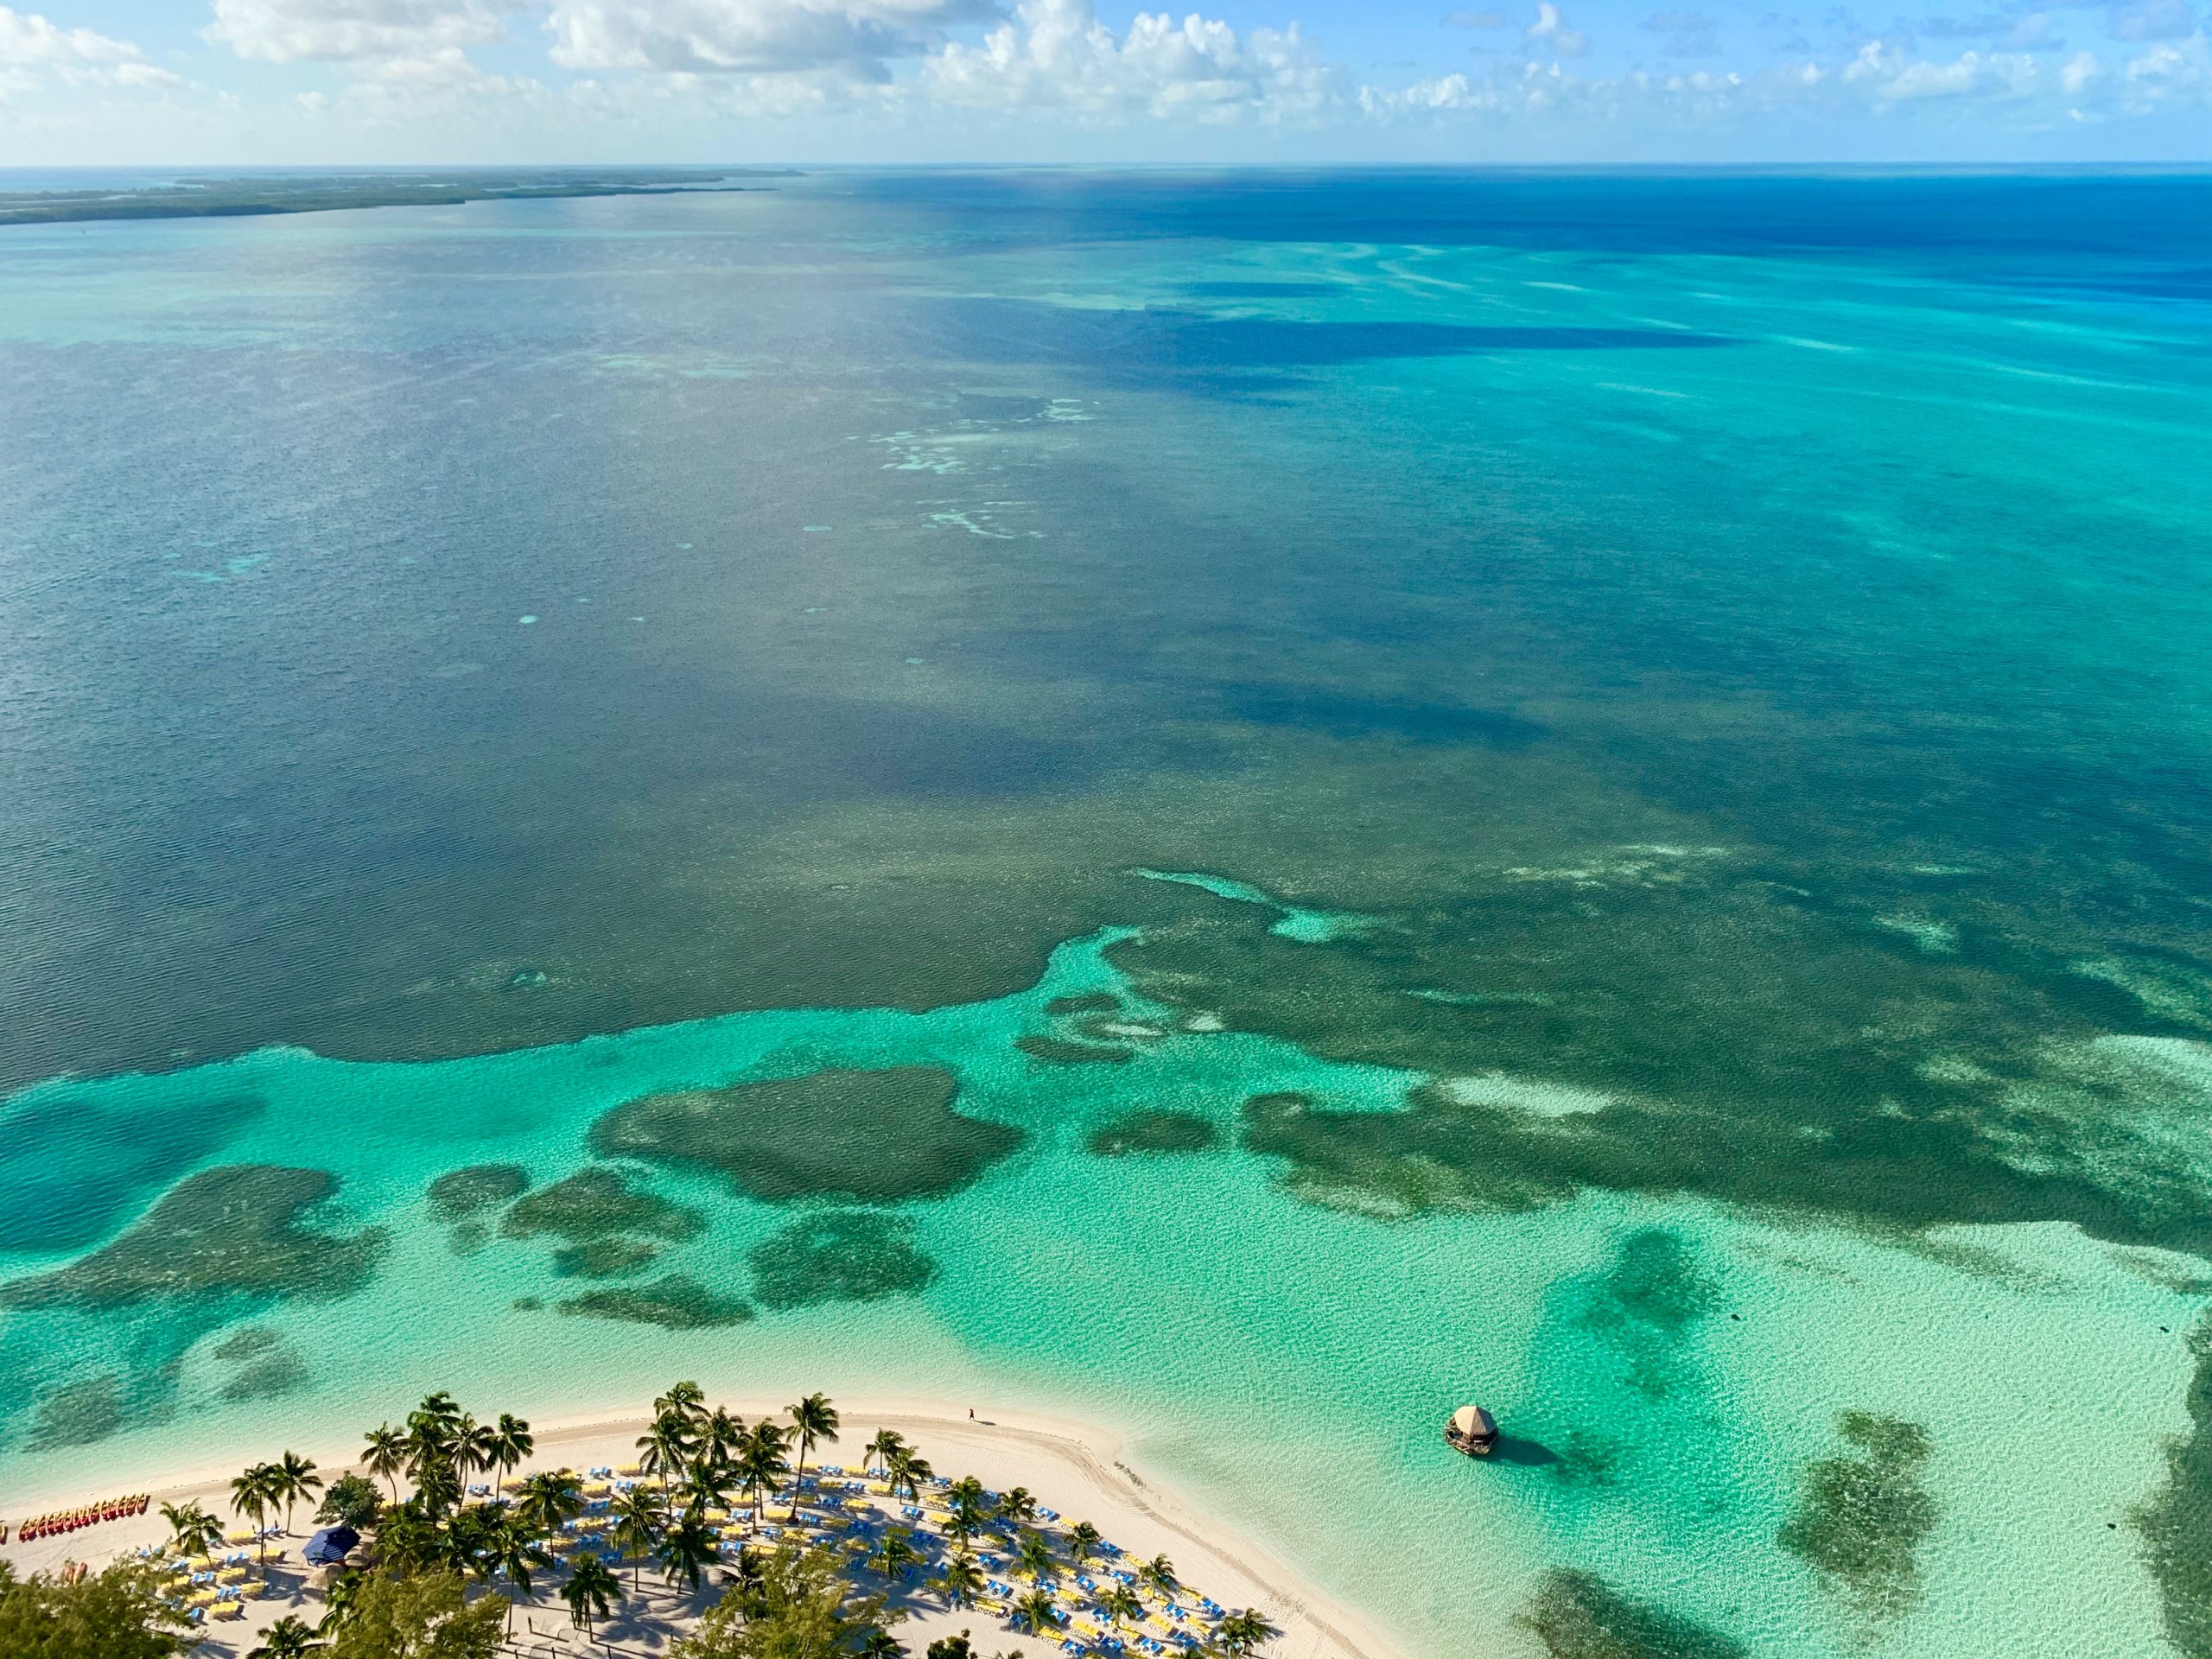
left=2139, top=1317, right=2212, bottom=1659
left=1778, top=1411, right=1938, bottom=1628
left=499, top=1166, right=701, bottom=1246
left=1086, top=1110, right=1218, bottom=1157
left=747, top=1211, right=938, bottom=1310
left=556, top=1274, right=752, bottom=1330
left=552, top=1238, right=663, bottom=1280
left=26, top=1375, right=130, bottom=1452
left=1521, top=1568, right=1749, bottom=1659
left=1017, top=1036, right=1135, bottom=1066
left=0, top=1165, right=386, bottom=1311
left=1045, top=994, right=1122, bottom=1016
left=591, top=1066, right=1023, bottom=1203
left=427, top=1164, right=530, bottom=1223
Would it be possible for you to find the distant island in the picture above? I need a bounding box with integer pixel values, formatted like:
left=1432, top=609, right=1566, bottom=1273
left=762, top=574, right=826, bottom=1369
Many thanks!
left=0, top=168, right=795, bottom=228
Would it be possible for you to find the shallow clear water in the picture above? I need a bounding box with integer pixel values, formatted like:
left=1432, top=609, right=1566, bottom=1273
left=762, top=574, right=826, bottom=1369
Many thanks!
left=3, top=169, right=2210, bottom=1657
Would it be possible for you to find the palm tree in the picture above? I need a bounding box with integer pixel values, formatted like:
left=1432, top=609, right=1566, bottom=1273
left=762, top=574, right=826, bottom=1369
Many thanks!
left=658, top=1513, right=721, bottom=1597
left=1013, top=1589, right=1061, bottom=1636
left=563, top=1553, right=621, bottom=1637
left=870, top=1529, right=925, bottom=1583
left=703, top=1406, right=747, bottom=1465
left=995, top=1487, right=1039, bottom=1529
left=230, top=1462, right=284, bottom=1574
left=638, top=1410, right=698, bottom=1499
left=680, top=1453, right=740, bottom=1522
left=737, top=1422, right=791, bottom=1529
left=454, top=1414, right=499, bottom=1491
left=477, top=1514, right=551, bottom=1636
left=944, top=1478, right=989, bottom=1551
left=932, top=1551, right=983, bottom=1610
left=785, top=1393, right=841, bottom=1517
left=1067, top=1521, right=1103, bottom=1568
left=609, top=1487, right=667, bottom=1593
left=405, top=1395, right=463, bottom=1492
left=1099, top=1584, right=1142, bottom=1637
left=655, top=1380, right=709, bottom=1427
left=859, top=1630, right=906, bottom=1658
left=1141, top=1554, right=1179, bottom=1599
left=515, top=1468, right=586, bottom=1537
left=486, top=1413, right=534, bottom=1499
left=1217, top=1609, right=1281, bottom=1655
left=276, top=1452, right=322, bottom=1534
left=249, top=1614, right=326, bottom=1658
left=161, top=1500, right=223, bottom=1559
left=864, top=1428, right=908, bottom=1478
left=888, top=1450, right=933, bottom=1503
left=361, top=1425, right=408, bottom=1502
left=1014, top=1532, right=1058, bottom=1586
left=317, top=1568, right=365, bottom=1635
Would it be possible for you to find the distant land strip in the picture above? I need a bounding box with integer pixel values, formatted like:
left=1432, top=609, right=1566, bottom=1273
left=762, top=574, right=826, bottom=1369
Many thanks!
left=0, top=168, right=797, bottom=227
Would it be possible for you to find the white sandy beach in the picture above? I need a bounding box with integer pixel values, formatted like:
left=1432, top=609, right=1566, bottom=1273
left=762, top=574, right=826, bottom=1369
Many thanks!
left=0, top=1394, right=1408, bottom=1659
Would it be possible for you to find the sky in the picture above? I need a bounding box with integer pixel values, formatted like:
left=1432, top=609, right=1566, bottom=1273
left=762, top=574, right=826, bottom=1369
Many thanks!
left=0, top=0, right=2205, bottom=167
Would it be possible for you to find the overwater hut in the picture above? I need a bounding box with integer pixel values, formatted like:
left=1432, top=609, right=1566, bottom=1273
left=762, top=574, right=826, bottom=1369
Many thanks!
left=1444, top=1405, right=1498, bottom=1458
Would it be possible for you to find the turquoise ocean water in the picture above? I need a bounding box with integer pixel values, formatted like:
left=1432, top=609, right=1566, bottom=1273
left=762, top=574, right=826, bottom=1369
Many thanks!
left=3, top=169, right=2211, bottom=1658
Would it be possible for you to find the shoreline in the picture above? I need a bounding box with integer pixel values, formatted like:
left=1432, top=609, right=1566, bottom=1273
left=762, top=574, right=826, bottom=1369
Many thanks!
left=0, top=1391, right=1409, bottom=1659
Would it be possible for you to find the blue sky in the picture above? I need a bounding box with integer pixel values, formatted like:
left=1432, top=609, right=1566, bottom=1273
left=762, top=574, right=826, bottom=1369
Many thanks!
left=0, top=0, right=2205, bottom=164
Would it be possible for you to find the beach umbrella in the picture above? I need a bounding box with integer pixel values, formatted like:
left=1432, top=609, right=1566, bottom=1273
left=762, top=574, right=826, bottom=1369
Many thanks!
left=303, top=1524, right=360, bottom=1567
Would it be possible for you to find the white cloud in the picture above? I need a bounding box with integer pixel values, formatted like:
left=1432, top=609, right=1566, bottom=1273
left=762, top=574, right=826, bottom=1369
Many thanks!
left=544, top=0, right=1000, bottom=78
left=207, top=0, right=518, bottom=63
left=0, top=5, right=179, bottom=90
left=922, top=0, right=1341, bottom=122
left=1525, top=2, right=1588, bottom=57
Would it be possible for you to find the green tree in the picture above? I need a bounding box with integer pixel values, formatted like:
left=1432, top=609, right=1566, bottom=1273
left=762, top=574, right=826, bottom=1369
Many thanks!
left=1098, top=1585, right=1142, bottom=1635
left=859, top=1630, right=905, bottom=1657
left=486, top=1414, right=534, bottom=1500
left=318, top=1473, right=385, bottom=1532
left=1066, top=1522, right=1102, bottom=1568
left=994, top=1488, right=1038, bottom=1529
left=924, top=1633, right=975, bottom=1659
left=868, top=1529, right=924, bottom=1584
left=863, top=1429, right=907, bottom=1477
left=738, top=1421, right=791, bottom=1529
left=1012, top=1589, right=1060, bottom=1636
left=943, top=1479, right=989, bottom=1552
left=1140, top=1554, right=1179, bottom=1599
left=160, top=1499, right=223, bottom=1558
left=659, top=1513, right=724, bottom=1597
left=682, top=1453, right=741, bottom=1522
left=639, top=1410, right=701, bottom=1500
left=1217, top=1608, right=1281, bottom=1656
left=611, top=1486, right=669, bottom=1592
left=362, top=1425, right=410, bottom=1503
left=704, top=1407, right=747, bottom=1465
left=250, top=1613, right=327, bottom=1658
left=232, top=1461, right=286, bottom=1573
left=320, top=1567, right=505, bottom=1659
left=454, top=1416, right=499, bottom=1493
left=671, top=1544, right=894, bottom=1659
left=478, top=1513, right=551, bottom=1636
left=1014, top=1532, right=1057, bottom=1586
left=931, top=1552, right=982, bottom=1611
left=656, top=1380, right=710, bottom=1427
left=278, top=1451, right=325, bottom=1534
left=513, top=1469, right=585, bottom=1538
left=0, top=1560, right=193, bottom=1659
left=785, top=1393, right=841, bottom=1517
left=563, top=1554, right=621, bottom=1637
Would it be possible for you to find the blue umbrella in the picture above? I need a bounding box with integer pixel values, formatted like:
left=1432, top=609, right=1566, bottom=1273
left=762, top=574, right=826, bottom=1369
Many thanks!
left=303, top=1524, right=359, bottom=1567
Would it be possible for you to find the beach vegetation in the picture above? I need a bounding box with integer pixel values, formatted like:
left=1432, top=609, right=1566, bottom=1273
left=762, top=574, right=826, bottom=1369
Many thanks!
left=931, top=1551, right=983, bottom=1610
left=590, top=1066, right=1023, bottom=1203
left=232, top=1461, right=286, bottom=1573
left=2138, top=1316, right=2212, bottom=1659
left=250, top=1613, right=327, bottom=1657
left=0, top=1559, right=193, bottom=1658
left=673, top=1541, right=899, bottom=1659
left=362, top=1425, right=409, bottom=1500
left=319, top=1474, right=385, bottom=1531
left=787, top=1392, right=841, bottom=1515
left=612, top=1487, right=670, bottom=1592
left=562, top=1554, right=620, bottom=1637
left=277, top=1451, right=326, bottom=1531
left=740, top=1421, right=793, bottom=1527
left=318, top=1567, right=505, bottom=1659
left=161, top=1498, right=224, bottom=1557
